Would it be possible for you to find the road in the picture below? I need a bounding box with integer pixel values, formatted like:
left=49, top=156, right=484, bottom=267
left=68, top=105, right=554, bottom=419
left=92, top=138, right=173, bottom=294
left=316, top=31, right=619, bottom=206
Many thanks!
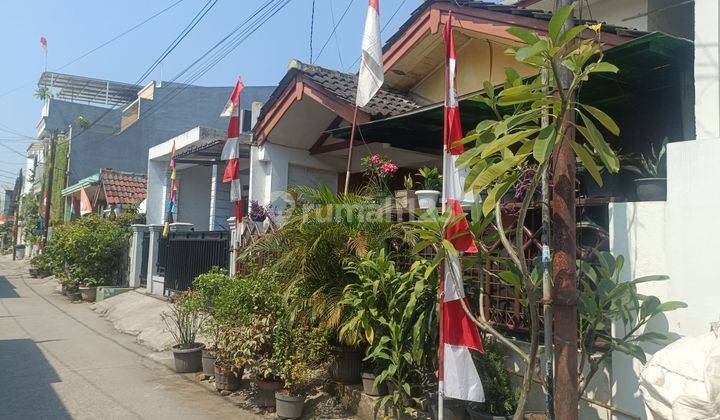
left=0, top=255, right=260, bottom=420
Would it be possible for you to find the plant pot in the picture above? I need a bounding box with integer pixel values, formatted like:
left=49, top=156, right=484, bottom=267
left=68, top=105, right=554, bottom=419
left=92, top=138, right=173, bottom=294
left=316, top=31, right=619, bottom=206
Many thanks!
left=467, top=403, right=511, bottom=420
left=61, top=284, right=67, bottom=296
left=275, top=392, right=305, bottom=419
left=15, top=246, right=25, bottom=259
left=171, top=343, right=205, bottom=373
left=78, top=286, right=97, bottom=302
left=67, top=290, right=82, bottom=302
left=330, top=345, right=362, bottom=384
left=395, top=189, right=418, bottom=212
left=256, top=378, right=283, bottom=407
left=361, top=372, right=388, bottom=396
left=202, top=349, right=216, bottom=377
left=214, top=362, right=242, bottom=391
left=416, top=190, right=441, bottom=209
left=427, top=391, right=468, bottom=420
left=634, top=177, right=666, bottom=201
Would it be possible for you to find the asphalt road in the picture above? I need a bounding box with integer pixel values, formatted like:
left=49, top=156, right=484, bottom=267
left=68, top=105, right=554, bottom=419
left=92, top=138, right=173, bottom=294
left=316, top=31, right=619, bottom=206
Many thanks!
left=0, top=255, right=260, bottom=420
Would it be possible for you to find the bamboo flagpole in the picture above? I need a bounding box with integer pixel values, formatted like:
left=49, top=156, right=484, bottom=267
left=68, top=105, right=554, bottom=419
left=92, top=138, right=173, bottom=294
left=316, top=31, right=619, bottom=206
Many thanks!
left=343, top=107, right=359, bottom=194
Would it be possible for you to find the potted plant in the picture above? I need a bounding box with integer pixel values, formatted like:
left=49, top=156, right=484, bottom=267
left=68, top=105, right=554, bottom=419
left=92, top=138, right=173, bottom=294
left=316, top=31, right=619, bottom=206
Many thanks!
left=415, top=167, right=442, bottom=209
left=213, top=325, right=246, bottom=391
left=395, top=175, right=418, bottom=212
left=361, top=154, right=398, bottom=198
left=361, top=361, right=388, bottom=397
left=162, top=292, right=207, bottom=373
left=466, top=342, right=518, bottom=420
left=623, top=139, right=668, bottom=201
left=247, top=316, right=283, bottom=408
left=78, top=277, right=100, bottom=302
left=275, top=362, right=312, bottom=419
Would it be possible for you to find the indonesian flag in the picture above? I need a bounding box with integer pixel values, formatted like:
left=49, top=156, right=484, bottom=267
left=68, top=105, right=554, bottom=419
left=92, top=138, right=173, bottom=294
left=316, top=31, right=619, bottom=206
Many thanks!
left=40, top=37, right=48, bottom=52
left=79, top=188, right=93, bottom=216
left=439, top=14, right=484, bottom=403
left=355, top=0, right=383, bottom=107
left=220, top=79, right=244, bottom=221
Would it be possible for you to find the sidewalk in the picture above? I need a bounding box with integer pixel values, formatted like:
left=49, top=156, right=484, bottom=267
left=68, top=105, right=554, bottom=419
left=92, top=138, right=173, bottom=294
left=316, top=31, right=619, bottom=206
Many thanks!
left=0, top=255, right=262, bottom=419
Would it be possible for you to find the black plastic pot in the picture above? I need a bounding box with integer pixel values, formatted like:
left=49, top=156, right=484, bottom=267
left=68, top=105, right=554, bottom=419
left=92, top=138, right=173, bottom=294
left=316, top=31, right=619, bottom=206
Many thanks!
left=427, top=391, right=468, bottom=420
left=275, top=392, right=305, bottom=419
left=171, top=343, right=204, bottom=373
left=361, top=372, right=388, bottom=396
left=201, top=349, right=216, bottom=377
left=330, top=345, right=362, bottom=384
left=634, top=178, right=666, bottom=201
left=467, top=403, right=511, bottom=420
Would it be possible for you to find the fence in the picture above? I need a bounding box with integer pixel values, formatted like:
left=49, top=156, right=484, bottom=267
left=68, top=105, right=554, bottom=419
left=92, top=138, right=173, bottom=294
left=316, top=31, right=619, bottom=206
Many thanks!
left=160, top=230, right=230, bottom=294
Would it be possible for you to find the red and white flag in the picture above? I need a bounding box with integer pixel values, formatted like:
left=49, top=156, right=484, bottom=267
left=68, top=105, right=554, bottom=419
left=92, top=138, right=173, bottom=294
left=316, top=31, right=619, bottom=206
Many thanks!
left=355, top=0, right=383, bottom=107
left=40, top=37, right=48, bottom=52
left=439, top=14, right=484, bottom=403
left=220, top=79, right=244, bottom=221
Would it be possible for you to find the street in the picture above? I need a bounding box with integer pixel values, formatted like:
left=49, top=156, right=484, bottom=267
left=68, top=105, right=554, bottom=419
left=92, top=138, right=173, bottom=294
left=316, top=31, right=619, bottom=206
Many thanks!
left=0, top=256, right=258, bottom=420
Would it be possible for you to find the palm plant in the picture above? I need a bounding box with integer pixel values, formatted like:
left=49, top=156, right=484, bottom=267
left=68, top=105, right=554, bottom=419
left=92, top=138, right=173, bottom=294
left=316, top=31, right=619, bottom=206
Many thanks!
left=34, top=87, right=52, bottom=101
left=622, top=138, right=668, bottom=178
left=246, top=185, right=403, bottom=335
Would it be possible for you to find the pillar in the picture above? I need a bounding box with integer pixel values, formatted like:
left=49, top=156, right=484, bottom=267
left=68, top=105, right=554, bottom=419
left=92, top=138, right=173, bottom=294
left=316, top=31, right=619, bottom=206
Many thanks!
left=128, top=224, right=147, bottom=288
left=227, top=217, right=237, bottom=276
left=145, top=224, right=164, bottom=295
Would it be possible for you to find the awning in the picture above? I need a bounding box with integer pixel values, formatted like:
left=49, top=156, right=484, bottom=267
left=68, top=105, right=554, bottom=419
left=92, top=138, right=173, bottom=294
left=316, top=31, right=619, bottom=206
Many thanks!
left=61, top=173, right=100, bottom=196
left=173, top=134, right=252, bottom=165
left=328, top=32, right=692, bottom=154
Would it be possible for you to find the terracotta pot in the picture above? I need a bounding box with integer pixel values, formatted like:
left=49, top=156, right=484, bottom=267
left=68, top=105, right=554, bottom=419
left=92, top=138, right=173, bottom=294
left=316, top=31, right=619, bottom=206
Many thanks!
left=275, top=392, right=304, bottom=419
left=214, top=362, right=242, bottom=391
left=256, top=378, right=283, bottom=407
left=330, top=345, right=362, bottom=384
left=361, top=372, right=388, bottom=396
left=171, top=343, right=204, bottom=373
left=78, top=286, right=97, bottom=302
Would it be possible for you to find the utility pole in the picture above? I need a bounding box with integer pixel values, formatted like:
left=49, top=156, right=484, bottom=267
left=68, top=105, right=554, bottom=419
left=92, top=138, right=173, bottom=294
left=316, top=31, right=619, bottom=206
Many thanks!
left=40, top=131, right=56, bottom=250
left=551, top=0, right=578, bottom=419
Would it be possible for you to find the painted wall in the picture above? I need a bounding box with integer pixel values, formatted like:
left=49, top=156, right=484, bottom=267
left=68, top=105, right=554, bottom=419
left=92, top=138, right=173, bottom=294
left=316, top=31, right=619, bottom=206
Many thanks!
left=176, top=164, right=212, bottom=231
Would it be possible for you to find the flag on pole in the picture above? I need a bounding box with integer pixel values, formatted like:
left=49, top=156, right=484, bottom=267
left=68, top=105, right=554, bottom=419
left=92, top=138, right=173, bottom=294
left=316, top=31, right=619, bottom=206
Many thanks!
left=355, top=0, right=383, bottom=107
left=79, top=188, right=93, bottom=216
left=220, top=79, right=245, bottom=222
left=163, top=141, right=178, bottom=237
left=439, top=14, right=484, bottom=403
left=40, top=37, right=48, bottom=52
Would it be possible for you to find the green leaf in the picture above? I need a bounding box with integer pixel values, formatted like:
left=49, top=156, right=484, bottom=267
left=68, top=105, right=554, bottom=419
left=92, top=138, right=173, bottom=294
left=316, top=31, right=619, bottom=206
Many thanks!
left=482, top=174, right=518, bottom=216
left=481, top=128, right=540, bottom=158
left=557, top=24, right=588, bottom=47
left=506, top=27, right=540, bottom=44
left=586, top=62, right=619, bottom=74
left=655, top=301, right=688, bottom=313
left=571, top=140, right=603, bottom=187
left=483, top=81, right=496, bottom=101
left=634, top=331, right=672, bottom=345
left=533, top=125, right=556, bottom=163
left=582, top=104, right=620, bottom=136
left=577, top=112, right=619, bottom=172
left=497, top=270, right=522, bottom=289
left=549, top=3, right=575, bottom=43
left=515, top=40, right=547, bottom=62
left=467, top=153, right=530, bottom=193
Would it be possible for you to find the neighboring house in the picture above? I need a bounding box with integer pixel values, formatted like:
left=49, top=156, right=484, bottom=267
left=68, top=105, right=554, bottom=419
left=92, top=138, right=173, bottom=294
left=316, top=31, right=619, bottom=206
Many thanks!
left=60, top=169, right=146, bottom=220
left=33, top=71, right=275, bottom=223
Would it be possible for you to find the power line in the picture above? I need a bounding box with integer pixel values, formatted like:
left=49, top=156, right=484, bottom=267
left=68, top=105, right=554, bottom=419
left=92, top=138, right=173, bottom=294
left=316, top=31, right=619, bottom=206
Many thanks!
left=0, top=0, right=188, bottom=101
left=0, top=143, right=27, bottom=158
left=329, top=0, right=345, bottom=69
left=309, top=0, right=316, bottom=62
left=313, top=0, right=355, bottom=64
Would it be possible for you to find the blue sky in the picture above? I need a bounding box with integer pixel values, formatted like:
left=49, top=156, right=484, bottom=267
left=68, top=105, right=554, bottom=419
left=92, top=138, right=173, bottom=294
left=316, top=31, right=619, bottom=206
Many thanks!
left=0, top=0, right=421, bottom=186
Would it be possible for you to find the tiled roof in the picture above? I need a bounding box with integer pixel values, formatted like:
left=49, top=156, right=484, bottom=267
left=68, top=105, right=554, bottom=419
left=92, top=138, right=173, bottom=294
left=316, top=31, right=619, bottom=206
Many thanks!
left=384, top=0, right=647, bottom=49
left=290, top=60, right=421, bottom=117
left=256, top=60, right=421, bottom=127
left=98, top=169, right=147, bottom=205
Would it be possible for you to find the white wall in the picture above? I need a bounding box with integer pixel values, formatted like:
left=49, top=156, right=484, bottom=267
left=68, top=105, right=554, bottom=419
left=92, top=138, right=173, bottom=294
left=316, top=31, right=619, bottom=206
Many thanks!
left=176, top=165, right=212, bottom=230
left=694, top=0, right=719, bottom=139
left=145, top=159, right=167, bottom=226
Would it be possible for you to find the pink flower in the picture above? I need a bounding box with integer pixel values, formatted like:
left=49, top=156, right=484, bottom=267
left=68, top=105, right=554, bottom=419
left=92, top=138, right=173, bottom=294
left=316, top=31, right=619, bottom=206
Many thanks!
left=380, top=163, right=398, bottom=174
left=371, top=154, right=381, bottom=164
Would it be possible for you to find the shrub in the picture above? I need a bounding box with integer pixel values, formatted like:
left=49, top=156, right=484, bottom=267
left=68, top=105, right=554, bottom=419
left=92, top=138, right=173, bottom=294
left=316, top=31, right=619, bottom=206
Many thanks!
left=470, top=340, right=518, bottom=416
left=45, top=215, right=130, bottom=286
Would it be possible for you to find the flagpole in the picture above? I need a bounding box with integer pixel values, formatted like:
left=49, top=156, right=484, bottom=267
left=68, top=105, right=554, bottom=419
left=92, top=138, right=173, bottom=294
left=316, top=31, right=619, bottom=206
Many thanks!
left=343, top=106, right=360, bottom=194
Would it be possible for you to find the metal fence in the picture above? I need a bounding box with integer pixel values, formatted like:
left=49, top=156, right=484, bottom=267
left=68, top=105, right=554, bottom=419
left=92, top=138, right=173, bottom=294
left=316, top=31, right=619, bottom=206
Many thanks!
left=161, top=230, right=230, bottom=294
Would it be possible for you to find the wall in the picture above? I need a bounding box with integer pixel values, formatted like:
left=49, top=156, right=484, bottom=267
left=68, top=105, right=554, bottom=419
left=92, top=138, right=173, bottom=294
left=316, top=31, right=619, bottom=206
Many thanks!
left=248, top=142, right=340, bottom=207
left=176, top=164, right=212, bottom=230
left=694, top=0, right=719, bottom=140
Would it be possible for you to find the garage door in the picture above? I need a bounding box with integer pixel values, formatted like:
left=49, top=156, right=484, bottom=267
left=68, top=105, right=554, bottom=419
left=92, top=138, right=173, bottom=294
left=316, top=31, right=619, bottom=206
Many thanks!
left=288, top=164, right=338, bottom=193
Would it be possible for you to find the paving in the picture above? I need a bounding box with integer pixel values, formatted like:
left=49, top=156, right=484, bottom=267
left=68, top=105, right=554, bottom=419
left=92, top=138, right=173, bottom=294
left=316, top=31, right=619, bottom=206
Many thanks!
left=0, top=255, right=261, bottom=420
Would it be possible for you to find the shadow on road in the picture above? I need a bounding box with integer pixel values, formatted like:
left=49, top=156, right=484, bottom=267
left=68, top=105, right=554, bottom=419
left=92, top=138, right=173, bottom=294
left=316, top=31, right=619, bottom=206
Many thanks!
left=0, top=276, right=20, bottom=299
left=0, top=338, right=71, bottom=419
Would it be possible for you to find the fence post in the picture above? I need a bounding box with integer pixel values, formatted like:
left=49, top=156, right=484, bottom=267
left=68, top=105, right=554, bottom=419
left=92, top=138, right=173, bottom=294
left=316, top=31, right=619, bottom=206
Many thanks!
left=128, top=224, right=147, bottom=288
left=227, top=217, right=237, bottom=276
left=146, top=224, right=164, bottom=295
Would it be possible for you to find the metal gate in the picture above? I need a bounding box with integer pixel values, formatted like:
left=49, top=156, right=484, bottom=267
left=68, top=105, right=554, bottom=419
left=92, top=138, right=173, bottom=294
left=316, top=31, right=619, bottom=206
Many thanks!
left=162, top=231, right=230, bottom=294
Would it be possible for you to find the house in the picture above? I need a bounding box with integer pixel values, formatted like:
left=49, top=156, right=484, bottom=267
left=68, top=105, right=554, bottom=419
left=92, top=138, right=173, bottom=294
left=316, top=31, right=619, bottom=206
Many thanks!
left=61, top=169, right=146, bottom=220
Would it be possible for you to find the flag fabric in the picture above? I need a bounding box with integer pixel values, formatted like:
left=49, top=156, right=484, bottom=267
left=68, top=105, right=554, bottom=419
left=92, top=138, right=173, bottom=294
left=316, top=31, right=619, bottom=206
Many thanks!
left=439, top=14, right=484, bottom=403
left=220, top=79, right=244, bottom=221
left=163, top=141, right=178, bottom=237
left=40, top=37, right=48, bottom=52
left=355, top=0, right=383, bottom=107
left=79, top=188, right=93, bottom=216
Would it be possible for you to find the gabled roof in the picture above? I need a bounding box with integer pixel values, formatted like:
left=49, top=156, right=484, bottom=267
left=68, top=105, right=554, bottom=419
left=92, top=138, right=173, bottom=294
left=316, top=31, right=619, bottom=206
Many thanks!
left=95, top=169, right=147, bottom=205
left=253, top=60, right=421, bottom=144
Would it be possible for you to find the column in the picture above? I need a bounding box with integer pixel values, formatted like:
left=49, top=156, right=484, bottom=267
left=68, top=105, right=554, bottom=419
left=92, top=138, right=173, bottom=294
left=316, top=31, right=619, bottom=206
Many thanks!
left=209, top=164, right=218, bottom=230
left=128, top=224, right=147, bottom=288
left=145, top=224, right=164, bottom=295
left=227, top=217, right=237, bottom=276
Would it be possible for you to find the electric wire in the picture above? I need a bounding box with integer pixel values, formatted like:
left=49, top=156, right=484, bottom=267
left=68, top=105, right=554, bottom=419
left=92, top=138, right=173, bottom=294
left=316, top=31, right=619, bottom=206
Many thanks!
left=313, top=0, right=355, bottom=64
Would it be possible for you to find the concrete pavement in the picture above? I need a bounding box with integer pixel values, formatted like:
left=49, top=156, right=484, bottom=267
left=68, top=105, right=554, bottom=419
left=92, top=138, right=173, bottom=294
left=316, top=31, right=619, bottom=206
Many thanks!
left=0, top=255, right=261, bottom=420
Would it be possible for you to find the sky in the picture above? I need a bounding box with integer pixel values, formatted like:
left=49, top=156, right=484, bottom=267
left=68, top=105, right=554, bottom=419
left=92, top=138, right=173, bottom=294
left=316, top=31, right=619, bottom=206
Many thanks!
left=0, top=0, right=422, bottom=188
